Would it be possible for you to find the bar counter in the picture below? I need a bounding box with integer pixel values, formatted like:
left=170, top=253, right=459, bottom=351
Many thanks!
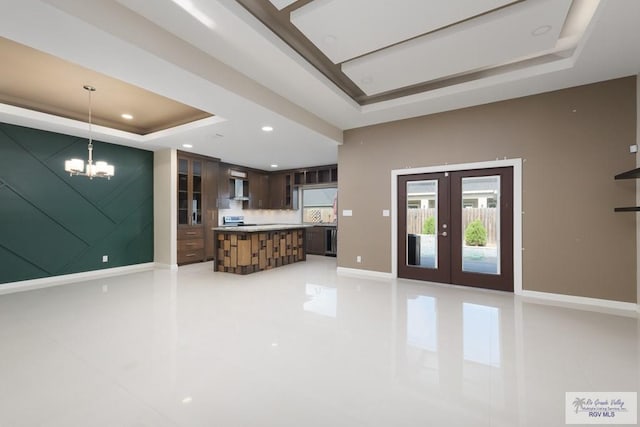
left=212, top=225, right=311, bottom=274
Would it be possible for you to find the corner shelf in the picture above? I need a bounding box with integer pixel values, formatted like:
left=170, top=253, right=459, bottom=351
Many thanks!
left=614, top=167, right=640, bottom=212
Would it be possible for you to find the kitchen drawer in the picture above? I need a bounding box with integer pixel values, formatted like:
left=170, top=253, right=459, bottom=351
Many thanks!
left=178, top=227, right=204, bottom=240
left=178, top=239, right=204, bottom=252
left=177, top=248, right=205, bottom=265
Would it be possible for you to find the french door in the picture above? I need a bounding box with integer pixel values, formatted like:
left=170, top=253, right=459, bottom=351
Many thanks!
left=398, top=167, right=513, bottom=292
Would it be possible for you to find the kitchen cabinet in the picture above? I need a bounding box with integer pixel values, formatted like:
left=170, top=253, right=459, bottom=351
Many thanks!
left=248, top=170, right=269, bottom=209
left=178, top=153, right=204, bottom=264
left=306, top=226, right=326, bottom=255
left=306, top=226, right=337, bottom=256
left=292, top=165, right=338, bottom=186
left=216, top=163, right=232, bottom=209
left=177, top=151, right=219, bottom=265
left=268, top=172, right=286, bottom=209
left=203, top=160, right=219, bottom=259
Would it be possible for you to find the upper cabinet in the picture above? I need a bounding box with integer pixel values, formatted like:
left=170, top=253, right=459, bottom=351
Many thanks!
left=216, top=163, right=232, bottom=209
left=293, top=165, right=338, bottom=186
left=268, top=172, right=287, bottom=209
left=248, top=170, right=269, bottom=209
left=216, top=163, right=337, bottom=210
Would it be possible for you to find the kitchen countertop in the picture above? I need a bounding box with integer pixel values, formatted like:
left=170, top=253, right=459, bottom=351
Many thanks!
left=212, top=224, right=313, bottom=232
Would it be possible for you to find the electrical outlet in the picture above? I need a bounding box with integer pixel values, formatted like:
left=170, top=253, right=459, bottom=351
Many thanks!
left=102, top=255, right=108, bottom=263
left=356, top=255, right=362, bottom=263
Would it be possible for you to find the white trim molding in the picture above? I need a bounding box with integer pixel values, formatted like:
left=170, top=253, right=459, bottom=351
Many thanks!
left=0, top=263, right=156, bottom=295
left=337, top=267, right=394, bottom=280
left=518, top=289, right=639, bottom=316
left=154, top=263, right=179, bottom=271
left=390, top=158, right=523, bottom=292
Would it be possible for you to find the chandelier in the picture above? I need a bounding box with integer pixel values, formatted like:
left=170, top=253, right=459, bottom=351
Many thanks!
left=64, top=85, right=115, bottom=179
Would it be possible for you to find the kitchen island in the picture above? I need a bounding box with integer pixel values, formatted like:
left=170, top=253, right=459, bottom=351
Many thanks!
left=212, top=225, right=311, bottom=274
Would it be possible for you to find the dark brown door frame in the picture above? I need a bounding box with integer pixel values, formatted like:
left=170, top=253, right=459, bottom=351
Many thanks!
left=397, top=167, right=514, bottom=292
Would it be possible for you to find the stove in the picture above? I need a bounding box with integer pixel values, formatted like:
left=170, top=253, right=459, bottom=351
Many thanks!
left=222, top=215, right=256, bottom=227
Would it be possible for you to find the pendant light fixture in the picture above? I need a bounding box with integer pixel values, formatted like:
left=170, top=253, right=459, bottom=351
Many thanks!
left=64, top=85, right=115, bottom=179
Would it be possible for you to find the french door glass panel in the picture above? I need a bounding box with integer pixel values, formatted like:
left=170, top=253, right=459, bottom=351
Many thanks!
left=406, top=180, right=438, bottom=269
left=461, top=176, right=500, bottom=275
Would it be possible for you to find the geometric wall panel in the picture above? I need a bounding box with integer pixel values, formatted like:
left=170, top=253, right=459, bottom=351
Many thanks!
left=0, top=122, right=153, bottom=284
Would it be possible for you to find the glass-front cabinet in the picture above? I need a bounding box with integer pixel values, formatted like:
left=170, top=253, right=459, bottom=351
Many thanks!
left=178, top=157, right=202, bottom=226
left=177, top=153, right=207, bottom=265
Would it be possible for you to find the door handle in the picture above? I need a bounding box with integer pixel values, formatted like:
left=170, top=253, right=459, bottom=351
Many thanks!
left=439, top=231, right=448, bottom=237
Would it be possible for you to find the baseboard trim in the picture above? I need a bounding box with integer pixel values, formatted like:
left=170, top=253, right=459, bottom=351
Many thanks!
left=517, top=289, right=638, bottom=314
left=0, top=263, right=156, bottom=295
left=336, top=267, right=394, bottom=280
left=154, top=262, right=178, bottom=271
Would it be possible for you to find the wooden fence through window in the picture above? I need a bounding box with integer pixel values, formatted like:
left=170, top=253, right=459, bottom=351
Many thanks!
left=406, top=208, right=498, bottom=246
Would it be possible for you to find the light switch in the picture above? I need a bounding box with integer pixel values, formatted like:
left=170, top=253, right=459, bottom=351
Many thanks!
left=342, top=209, right=353, bottom=217
left=382, top=210, right=390, bottom=217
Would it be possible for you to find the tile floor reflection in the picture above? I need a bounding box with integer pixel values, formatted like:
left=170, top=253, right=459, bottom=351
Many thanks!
left=0, top=256, right=637, bottom=426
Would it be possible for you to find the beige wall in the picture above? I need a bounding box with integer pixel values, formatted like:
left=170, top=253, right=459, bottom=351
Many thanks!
left=339, top=77, right=637, bottom=303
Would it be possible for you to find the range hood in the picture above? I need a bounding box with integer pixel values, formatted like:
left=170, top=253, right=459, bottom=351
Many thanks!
left=232, top=178, right=249, bottom=201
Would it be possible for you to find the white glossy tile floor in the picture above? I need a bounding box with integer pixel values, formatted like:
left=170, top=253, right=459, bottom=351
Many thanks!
left=0, top=256, right=638, bottom=427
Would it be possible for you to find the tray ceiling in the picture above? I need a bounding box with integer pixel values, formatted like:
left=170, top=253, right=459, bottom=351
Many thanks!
left=0, top=36, right=212, bottom=135
left=239, top=0, right=595, bottom=104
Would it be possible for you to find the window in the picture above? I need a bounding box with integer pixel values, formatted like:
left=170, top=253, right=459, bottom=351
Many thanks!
left=302, top=187, right=337, bottom=224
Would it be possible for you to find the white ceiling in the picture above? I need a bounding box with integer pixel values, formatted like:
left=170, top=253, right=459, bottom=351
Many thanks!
left=1, top=0, right=639, bottom=170
left=290, top=0, right=517, bottom=64
left=341, top=0, right=572, bottom=95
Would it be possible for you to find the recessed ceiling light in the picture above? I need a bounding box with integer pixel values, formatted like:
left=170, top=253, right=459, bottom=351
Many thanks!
left=182, top=144, right=193, bottom=148
left=182, top=397, right=193, bottom=404
left=262, top=126, right=274, bottom=132
left=531, top=25, right=552, bottom=36
left=121, top=113, right=133, bottom=120
left=270, top=164, right=278, bottom=168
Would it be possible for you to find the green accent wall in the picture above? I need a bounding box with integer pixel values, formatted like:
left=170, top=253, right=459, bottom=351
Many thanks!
left=0, top=122, right=154, bottom=284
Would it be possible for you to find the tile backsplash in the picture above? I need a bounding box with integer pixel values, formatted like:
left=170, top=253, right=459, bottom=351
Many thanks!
left=218, top=200, right=302, bottom=225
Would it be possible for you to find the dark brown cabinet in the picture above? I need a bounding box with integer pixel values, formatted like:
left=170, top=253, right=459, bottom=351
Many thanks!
left=248, top=171, right=269, bottom=209
left=216, top=163, right=232, bottom=209
left=203, top=160, right=219, bottom=260
left=306, top=227, right=326, bottom=255
left=306, top=226, right=337, bottom=256
left=268, top=173, right=287, bottom=209
left=177, top=151, right=219, bottom=265
left=291, top=165, right=338, bottom=187
left=178, top=154, right=204, bottom=264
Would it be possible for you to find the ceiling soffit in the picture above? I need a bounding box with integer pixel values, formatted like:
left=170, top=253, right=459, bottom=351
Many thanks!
left=0, top=36, right=212, bottom=135
left=235, top=0, right=597, bottom=105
